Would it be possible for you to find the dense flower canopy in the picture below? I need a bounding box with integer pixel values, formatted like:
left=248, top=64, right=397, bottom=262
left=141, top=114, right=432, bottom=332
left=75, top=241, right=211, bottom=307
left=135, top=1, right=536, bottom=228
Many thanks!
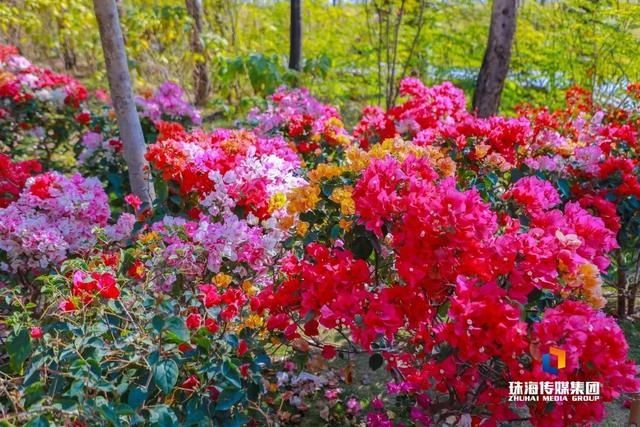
left=1, top=45, right=639, bottom=427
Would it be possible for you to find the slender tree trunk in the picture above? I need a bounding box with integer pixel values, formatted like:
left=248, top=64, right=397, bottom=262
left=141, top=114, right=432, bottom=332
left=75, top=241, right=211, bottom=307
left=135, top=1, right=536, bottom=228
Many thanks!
left=186, top=0, right=210, bottom=106
left=289, top=0, right=302, bottom=71
left=629, top=280, right=639, bottom=315
left=628, top=255, right=639, bottom=315
left=92, top=0, right=155, bottom=210
left=57, top=12, right=76, bottom=71
left=629, top=395, right=640, bottom=427
left=617, top=251, right=627, bottom=318
left=472, top=0, right=517, bottom=117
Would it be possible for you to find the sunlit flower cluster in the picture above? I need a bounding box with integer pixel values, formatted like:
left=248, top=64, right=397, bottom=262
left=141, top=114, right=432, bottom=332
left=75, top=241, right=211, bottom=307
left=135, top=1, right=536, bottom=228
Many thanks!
left=0, top=172, right=109, bottom=273
left=248, top=86, right=352, bottom=155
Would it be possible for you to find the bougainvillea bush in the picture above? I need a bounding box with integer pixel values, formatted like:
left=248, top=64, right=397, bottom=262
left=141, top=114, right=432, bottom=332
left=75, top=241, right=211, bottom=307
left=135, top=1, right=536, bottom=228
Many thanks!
left=0, top=45, right=89, bottom=169
left=1, top=46, right=640, bottom=426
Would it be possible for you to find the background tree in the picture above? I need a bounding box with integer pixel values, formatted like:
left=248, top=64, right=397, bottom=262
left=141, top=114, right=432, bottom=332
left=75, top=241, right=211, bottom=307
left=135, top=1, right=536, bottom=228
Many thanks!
left=4, top=0, right=640, bottom=121
left=473, top=0, right=517, bottom=117
left=186, top=0, right=210, bottom=106
left=366, top=0, right=427, bottom=109
left=289, top=0, right=302, bottom=71
left=92, top=0, right=155, bottom=210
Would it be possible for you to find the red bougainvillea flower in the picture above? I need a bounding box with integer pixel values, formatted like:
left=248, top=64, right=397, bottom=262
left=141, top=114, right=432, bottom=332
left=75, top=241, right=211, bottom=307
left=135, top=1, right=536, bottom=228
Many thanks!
left=30, top=326, right=43, bottom=339
left=101, top=252, right=120, bottom=268
left=124, top=193, right=142, bottom=212
left=127, top=260, right=146, bottom=280
left=204, top=318, right=219, bottom=334
left=70, top=270, right=119, bottom=303
left=178, top=343, right=193, bottom=353
left=59, top=299, right=77, bottom=313
left=504, top=176, right=562, bottom=214
left=94, top=272, right=120, bottom=299
left=254, top=243, right=371, bottom=342
left=0, top=154, right=42, bottom=208
left=28, top=173, right=58, bottom=199
left=321, top=345, right=337, bottom=360
left=74, top=111, right=91, bottom=125
left=186, top=313, right=202, bottom=330
left=237, top=339, right=249, bottom=356
left=181, top=375, right=200, bottom=391
left=155, top=120, right=187, bottom=141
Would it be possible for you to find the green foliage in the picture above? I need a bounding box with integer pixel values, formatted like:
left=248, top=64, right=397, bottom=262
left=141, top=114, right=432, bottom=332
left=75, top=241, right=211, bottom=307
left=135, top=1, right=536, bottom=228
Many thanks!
left=7, top=328, right=32, bottom=373
left=0, top=256, right=269, bottom=425
left=3, top=0, right=639, bottom=120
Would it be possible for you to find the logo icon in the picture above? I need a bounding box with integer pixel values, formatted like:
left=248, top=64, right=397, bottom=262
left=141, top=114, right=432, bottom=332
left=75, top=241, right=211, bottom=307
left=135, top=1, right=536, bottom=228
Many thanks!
left=542, top=346, right=566, bottom=374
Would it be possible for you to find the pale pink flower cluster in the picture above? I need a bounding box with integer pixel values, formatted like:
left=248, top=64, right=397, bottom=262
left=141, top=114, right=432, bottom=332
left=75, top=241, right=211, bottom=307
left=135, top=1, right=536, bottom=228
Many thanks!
left=0, top=172, right=109, bottom=273
left=136, top=81, right=201, bottom=125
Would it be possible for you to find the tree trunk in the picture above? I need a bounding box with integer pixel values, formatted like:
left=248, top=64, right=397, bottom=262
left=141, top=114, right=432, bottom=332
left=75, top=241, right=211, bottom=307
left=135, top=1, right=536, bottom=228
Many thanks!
left=186, top=0, right=210, bottom=106
left=617, top=251, right=627, bottom=318
left=62, top=36, right=77, bottom=71
left=92, top=0, right=155, bottom=211
left=630, top=394, right=640, bottom=427
left=472, top=0, right=517, bottom=117
left=629, top=280, right=639, bottom=315
left=289, top=0, right=302, bottom=71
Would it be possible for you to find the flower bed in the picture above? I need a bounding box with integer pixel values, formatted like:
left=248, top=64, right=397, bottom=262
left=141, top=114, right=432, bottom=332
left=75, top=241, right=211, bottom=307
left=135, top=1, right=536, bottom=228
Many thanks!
left=1, top=46, right=639, bottom=426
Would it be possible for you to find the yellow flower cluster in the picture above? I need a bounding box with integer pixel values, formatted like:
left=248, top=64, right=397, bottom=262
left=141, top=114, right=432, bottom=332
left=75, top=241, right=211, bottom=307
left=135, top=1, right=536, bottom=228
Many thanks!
left=0, top=71, right=14, bottom=85
left=278, top=215, right=295, bottom=230
left=345, top=146, right=371, bottom=172
left=242, top=280, right=258, bottom=296
left=330, top=186, right=355, bottom=215
left=308, top=163, right=343, bottom=183
left=268, top=192, right=287, bottom=212
left=484, top=153, right=513, bottom=172
left=243, top=314, right=264, bottom=329
left=577, top=262, right=607, bottom=309
left=339, top=218, right=353, bottom=231
left=139, top=231, right=160, bottom=244
left=296, top=221, right=310, bottom=236
left=287, top=184, right=321, bottom=215
left=214, top=272, right=233, bottom=288
left=322, top=117, right=351, bottom=146
left=345, top=138, right=455, bottom=176
left=136, top=231, right=161, bottom=253
left=566, top=262, right=607, bottom=309
left=474, top=143, right=490, bottom=159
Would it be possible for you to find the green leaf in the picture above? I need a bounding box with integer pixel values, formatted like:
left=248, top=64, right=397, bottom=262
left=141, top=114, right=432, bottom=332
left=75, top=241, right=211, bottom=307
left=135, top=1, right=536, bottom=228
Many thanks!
left=23, top=381, right=44, bottom=408
left=25, top=416, right=49, bottom=427
left=221, top=359, right=242, bottom=389
left=64, top=380, right=84, bottom=398
left=114, top=403, right=135, bottom=416
left=154, top=178, right=168, bottom=205
left=163, top=316, right=189, bottom=343
left=148, top=405, right=178, bottom=427
left=368, top=353, right=384, bottom=371
left=557, top=178, right=571, bottom=199
left=151, top=315, right=164, bottom=334
left=183, top=408, right=206, bottom=426
left=350, top=235, right=373, bottom=260
left=97, top=403, right=121, bottom=427
left=215, top=389, right=245, bottom=411
left=7, top=329, right=32, bottom=373
left=321, top=183, right=334, bottom=197
left=127, top=385, right=148, bottom=409
left=153, top=359, right=179, bottom=395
